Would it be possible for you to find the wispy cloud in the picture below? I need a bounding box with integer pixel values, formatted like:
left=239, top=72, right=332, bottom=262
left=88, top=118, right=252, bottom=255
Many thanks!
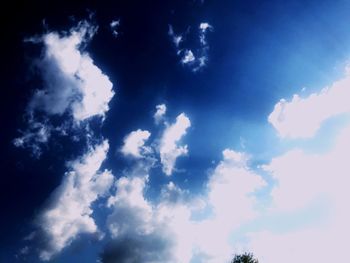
left=13, top=119, right=52, bottom=157
left=199, top=22, right=213, bottom=45
left=110, top=19, right=120, bottom=38
left=168, top=22, right=213, bottom=72
left=168, top=25, right=183, bottom=48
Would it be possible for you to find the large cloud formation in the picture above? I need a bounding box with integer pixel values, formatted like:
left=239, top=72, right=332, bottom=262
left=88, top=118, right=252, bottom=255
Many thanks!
left=18, top=15, right=350, bottom=263
left=16, top=20, right=117, bottom=261
left=102, top=63, right=350, bottom=262
left=102, top=148, right=266, bottom=263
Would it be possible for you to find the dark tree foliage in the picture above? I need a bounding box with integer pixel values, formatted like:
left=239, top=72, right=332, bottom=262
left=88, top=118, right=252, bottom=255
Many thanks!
left=231, top=253, right=259, bottom=263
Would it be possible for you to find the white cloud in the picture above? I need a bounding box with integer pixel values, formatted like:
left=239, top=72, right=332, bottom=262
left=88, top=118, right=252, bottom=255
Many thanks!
left=33, top=21, right=115, bottom=121
left=110, top=19, right=120, bottom=38
left=193, top=150, right=266, bottom=262
left=268, top=70, right=350, bottom=138
left=106, top=176, right=153, bottom=238
left=39, top=140, right=114, bottom=261
left=121, top=129, right=151, bottom=158
left=104, top=176, right=196, bottom=263
left=160, top=181, right=189, bottom=203
left=168, top=25, right=183, bottom=48
left=181, top=49, right=196, bottom=64
left=268, top=123, right=350, bottom=211
left=159, top=113, right=191, bottom=176
left=168, top=23, right=213, bottom=72
left=13, top=120, right=52, bottom=157
left=208, top=150, right=264, bottom=221
left=199, top=22, right=212, bottom=45
left=199, top=22, right=212, bottom=31
left=103, top=176, right=178, bottom=263
left=254, top=67, right=350, bottom=263
left=101, top=62, right=350, bottom=262
left=154, top=104, right=167, bottom=124
left=249, top=221, right=350, bottom=263
left=15, top=20, right=115, bottom=156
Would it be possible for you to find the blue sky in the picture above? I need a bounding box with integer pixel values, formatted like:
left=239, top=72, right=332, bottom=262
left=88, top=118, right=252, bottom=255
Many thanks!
left=2, top=0, right=350, bottom=262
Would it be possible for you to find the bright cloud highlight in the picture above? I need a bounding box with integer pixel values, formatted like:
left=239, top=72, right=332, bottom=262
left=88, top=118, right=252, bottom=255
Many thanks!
left=159, top=113, right=191, bottom=176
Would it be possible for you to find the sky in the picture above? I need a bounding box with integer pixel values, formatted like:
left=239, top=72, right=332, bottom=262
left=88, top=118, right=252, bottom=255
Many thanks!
left=2, top=0, right=350, bottom=262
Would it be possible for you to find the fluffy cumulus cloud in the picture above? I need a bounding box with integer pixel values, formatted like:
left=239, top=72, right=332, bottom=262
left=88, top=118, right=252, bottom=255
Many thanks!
left=38, top=141, right=113, bottom=261
left=268, top=69, right=350, bottom=138
left=31, top=21, right=114, bottom=121
left=168, top=22, right=213, bottom=72
left=159, top=113, right=191, bottom=176
left=103, top=176, right=177, bottom=263
left=14, top=20, right=115, bottom=155
left=121, top=129, right=151, bottom=158
left=153, top=104, right=167, bottom=124
left=102, top=148, right=266, bottom=263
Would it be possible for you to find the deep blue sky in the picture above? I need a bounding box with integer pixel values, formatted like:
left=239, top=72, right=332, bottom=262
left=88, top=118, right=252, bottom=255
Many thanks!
left=2, top=0, right=350, bottom=262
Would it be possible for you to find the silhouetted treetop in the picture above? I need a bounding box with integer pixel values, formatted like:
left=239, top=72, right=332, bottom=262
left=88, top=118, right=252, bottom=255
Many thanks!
left=231, top=252, right=259, bottom=263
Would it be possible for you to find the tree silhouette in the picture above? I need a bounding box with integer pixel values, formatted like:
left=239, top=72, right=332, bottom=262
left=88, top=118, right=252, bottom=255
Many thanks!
left=231, top=253, right=259, bottom=263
